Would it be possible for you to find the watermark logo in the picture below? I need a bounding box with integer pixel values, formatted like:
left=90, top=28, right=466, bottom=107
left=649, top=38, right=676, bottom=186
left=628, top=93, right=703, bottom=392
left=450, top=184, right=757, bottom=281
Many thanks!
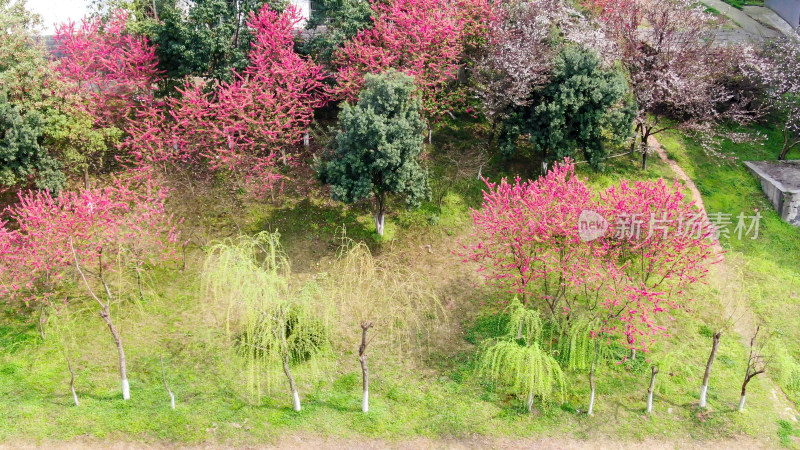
left=578, top=209, right=608, bottom=242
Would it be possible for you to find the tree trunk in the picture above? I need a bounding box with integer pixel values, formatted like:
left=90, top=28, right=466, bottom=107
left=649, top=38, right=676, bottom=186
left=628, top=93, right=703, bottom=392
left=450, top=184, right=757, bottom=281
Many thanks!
left=646, top=366, right=658, bottom=414
left=67, top=355, right=79, bottom=406
left=359, top=322, right=373, bottom=413
left=699, top=331, right=722, bottom=409
left=282, top=353, right=301, bottom=411
left=588, top=359, right=596, bottom=416
left=640, top=128, right=651, bottom=171
left=303, top=132, right=310, bottom=148
left=374, top=193, right=386, bottom=237
left=526, top=391, right=534, bottom=413
left=739, top=373, right=757, bottom=412
left=778, top=130, right=799, bottom=160
left=100, top=307, right=129, bottom=400
left=428, top=128, right=432, bottom=144
left=161, top=357, right=175, bottom=410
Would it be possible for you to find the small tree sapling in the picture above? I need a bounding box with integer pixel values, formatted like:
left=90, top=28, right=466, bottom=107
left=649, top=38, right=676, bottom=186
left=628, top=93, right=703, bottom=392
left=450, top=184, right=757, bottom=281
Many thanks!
left=646, top=365, right=658, bottom=414
left=323, top=235, right=445, bottom=413
left=0, top=179, right=180, bottom=400
left=358, top=321, right=374, bottom=413
left=699, top=330, right=723, bottom=409
left=739, top=325, right=767, bottom=412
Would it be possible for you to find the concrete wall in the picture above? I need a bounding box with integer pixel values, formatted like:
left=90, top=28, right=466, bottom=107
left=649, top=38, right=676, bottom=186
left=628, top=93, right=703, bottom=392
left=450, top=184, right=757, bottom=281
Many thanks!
left=766, top=0, right=800, bottom=28
left=745, top=161, right=800, bottom=226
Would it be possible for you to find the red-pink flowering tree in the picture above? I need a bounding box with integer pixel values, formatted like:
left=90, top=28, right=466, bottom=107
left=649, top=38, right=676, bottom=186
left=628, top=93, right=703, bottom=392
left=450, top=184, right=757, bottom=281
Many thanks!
left=55, top=10, right=161, bottom=130
left=597, top=178, right=716, bottom=352
left=53, top=10, right=162, bottom=185
left=0, top=178, right=180, bottom=400
left=127, top=5, right=327, bottom=196
left=334, top=0, right=493, bottom=121
left=463, top=160, right=716, bottom=354
left=463, top=161, right=598, bottom=316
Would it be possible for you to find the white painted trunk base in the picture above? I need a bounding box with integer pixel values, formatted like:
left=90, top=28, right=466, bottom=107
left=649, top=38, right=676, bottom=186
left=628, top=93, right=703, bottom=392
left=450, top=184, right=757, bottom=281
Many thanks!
left=738, top=394, right=746, bottom=412
left=122, top=378, right=130, bottom=400
left=292, top=390, right=301, bottom=412
left=169, top=391, right=175, bottom=409
left=72, top=389, right=80, bottom=407
left=699, top=385, right=708, bottom=408
left=588, top=389, right=595, bottom=415
left=646, top=392, right=654, bottom=414
left=362, top=390, right=369, bottom=413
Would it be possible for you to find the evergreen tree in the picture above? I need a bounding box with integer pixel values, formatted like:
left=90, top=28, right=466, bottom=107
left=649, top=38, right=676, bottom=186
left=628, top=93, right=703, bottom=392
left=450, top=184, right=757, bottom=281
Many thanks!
left=0, top=92, right=64, bottom=192
left=316, top=70, right=429, bottom=237
left=301, top=0, right=373, bottom=64
left=500, top=46, right=634, bottom=171
left=144, top=0, right=286, bottom=89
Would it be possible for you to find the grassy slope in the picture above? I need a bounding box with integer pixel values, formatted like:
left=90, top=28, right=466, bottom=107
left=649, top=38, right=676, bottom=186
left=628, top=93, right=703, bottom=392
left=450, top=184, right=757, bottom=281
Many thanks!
left=658, top=124, right=800, bottom=406
left=0, top=118, right=794, bottom=445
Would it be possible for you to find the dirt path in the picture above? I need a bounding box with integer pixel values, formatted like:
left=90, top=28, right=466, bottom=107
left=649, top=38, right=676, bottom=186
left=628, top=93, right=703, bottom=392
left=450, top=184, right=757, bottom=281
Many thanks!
left=649, top=135, right=799, bottom=422
left=1, top=435, right=773, bottom=450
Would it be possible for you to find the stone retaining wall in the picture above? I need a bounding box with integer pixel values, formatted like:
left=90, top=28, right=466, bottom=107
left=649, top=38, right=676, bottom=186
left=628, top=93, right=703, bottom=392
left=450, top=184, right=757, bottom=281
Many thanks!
left=745, top=160, right=800, bottom=226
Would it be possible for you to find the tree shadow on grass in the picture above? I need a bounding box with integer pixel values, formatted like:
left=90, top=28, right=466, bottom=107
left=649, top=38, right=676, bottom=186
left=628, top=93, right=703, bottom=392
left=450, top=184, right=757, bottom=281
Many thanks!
left=250, top=198, right=379, bottom=272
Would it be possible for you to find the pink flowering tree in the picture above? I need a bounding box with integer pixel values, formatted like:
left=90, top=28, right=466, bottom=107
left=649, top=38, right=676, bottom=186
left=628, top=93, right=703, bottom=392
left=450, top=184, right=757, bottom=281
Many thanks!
left=54, top=10, right=162, bottom=185
left=0, top=178, right=180, bottom=400
left=597, top=178, right=716, bottom=353
left=55, top=10, right=161, bottom=130
left=464, top=160, right=716, bottom=354
left=127, top=5, right=327, bottom=196
left=334, top=0, right=493, bottom=122
left=586, top=0, right=756, bottom=169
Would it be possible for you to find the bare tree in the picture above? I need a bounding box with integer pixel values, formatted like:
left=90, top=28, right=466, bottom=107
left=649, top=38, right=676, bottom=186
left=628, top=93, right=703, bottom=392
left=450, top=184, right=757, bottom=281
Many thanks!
left=66, top=354, right=79, bottom=407
left=739, top=325, right=767, bottom=412
left=70, top=240, right=131, bottom=400
left=358, top=321, right=374, bottom=413
left=699, top=330, right=722, bottom=409
left=160, top=357, right=175, bottom=410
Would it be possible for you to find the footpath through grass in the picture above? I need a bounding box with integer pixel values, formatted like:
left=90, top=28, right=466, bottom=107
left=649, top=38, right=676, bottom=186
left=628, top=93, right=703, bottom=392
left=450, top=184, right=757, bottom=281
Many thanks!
left=658, top=124, right=800, bottom=408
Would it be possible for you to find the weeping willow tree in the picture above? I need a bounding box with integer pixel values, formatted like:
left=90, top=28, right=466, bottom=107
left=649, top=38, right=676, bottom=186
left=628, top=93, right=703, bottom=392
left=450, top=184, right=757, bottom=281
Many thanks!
left=557, top=318, right=613, bottom=415
left=322, top=235, right=445, bottom=413
left=202, top=231, right=329, bottom=410
left=480, top=298, right=565, bottom=413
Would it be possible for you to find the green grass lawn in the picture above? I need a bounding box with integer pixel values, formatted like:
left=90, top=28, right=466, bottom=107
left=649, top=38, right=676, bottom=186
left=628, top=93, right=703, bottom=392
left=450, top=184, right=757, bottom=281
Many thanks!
left=718, top=0, right=764, bottom=10
left=658, top=123, right=800, bottom=406
left=0, top=118, right=797, bottom=445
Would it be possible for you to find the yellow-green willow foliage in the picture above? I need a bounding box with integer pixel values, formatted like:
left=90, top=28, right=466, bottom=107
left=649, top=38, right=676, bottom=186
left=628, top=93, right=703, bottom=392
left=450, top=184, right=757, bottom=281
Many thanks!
left=557, top=318, right=612, bottom=371
left=322, top=239, right=445, bottom=356
left=202, top=231, right=329, bottom=409
left=480, top=298, right=565, bottom=412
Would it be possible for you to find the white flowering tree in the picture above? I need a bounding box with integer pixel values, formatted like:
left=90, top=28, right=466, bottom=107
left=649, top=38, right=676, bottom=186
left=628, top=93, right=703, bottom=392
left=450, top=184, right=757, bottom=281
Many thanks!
left=758, top=37, right=800, bottom=160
